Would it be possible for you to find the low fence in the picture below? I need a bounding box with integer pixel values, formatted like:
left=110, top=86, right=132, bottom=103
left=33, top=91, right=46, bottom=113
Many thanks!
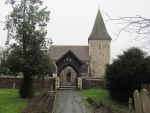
left=82, top=78, right=105, bottom=89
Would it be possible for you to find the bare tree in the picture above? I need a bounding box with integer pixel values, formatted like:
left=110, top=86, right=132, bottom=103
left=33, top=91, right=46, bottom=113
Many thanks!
left=103, top=10, right=150, bottom=49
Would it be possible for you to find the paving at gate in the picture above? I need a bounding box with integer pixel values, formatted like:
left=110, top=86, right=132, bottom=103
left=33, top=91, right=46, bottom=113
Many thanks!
left=54, top=90, right=92, bottom=113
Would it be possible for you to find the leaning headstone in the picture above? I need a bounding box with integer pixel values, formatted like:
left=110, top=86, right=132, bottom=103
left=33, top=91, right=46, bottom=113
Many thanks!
left=12, top=83, right=15, bottom=92
left=133, top=90, right=142, bottom=113
left=140, top=89, right=150, bottom=113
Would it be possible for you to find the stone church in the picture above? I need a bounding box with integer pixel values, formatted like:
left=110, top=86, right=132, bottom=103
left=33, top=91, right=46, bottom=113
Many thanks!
left=49, top=9, right=111, bottom=86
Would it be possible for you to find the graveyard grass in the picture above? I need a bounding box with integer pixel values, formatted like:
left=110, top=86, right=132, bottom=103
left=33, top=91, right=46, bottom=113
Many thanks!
left=82, top=88, right=128, bottom=112
left=0, top=88, right=27, bottom=113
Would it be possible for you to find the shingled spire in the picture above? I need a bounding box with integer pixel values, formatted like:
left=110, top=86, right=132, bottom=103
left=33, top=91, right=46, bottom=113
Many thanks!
left=88, top=9, right=111, bottom=40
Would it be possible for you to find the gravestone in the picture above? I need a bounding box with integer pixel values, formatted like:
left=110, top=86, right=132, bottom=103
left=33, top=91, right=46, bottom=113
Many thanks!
left=140, top=89, right=150, bottom=113
left=133, top=90, right=142, bottom=113
left=128, top=98, right=133, bottom=113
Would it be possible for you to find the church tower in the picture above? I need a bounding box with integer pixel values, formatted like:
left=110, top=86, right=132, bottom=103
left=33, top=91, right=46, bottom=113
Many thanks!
left=88, top=9, right=111, bottom=78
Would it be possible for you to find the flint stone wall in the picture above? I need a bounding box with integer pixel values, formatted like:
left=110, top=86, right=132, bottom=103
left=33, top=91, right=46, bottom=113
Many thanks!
left=82, top=78, right=105, bottom=89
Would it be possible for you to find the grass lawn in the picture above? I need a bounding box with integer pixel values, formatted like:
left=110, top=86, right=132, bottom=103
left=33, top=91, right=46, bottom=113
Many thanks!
left=0, top=88, right=27, bottom=113
left=81, top=88, right=128, bottom=112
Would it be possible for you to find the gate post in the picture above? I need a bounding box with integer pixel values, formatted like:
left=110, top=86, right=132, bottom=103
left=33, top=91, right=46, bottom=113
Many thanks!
left=55, top=77, right=60, bottom=89
left=78, top=77, right=82, bottom=90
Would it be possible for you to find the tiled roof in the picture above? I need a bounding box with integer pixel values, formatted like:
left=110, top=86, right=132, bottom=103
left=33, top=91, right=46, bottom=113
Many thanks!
left=88, top=9, right=111, bottom=40
left=48, top=45, right=91, bottom=61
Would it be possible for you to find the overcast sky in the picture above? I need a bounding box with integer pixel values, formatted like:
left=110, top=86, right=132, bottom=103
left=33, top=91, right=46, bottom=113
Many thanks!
left=0, top=0, right=150, bottom=60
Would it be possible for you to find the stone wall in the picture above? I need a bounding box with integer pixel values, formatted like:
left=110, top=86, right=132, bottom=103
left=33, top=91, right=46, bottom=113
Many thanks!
left=0, top=78, right=22, bottom=88
left=0, top=77, right=55, bottom=90
left=82, top=78, right=105, bottom=89
left=43, top=78, right=55, bottom=89
left=89, top=40, right=110, bottom=78
left=81, top=73, right=89, bottom=77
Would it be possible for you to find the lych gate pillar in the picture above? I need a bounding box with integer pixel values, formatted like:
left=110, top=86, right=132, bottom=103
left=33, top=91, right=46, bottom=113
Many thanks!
left=55, top=77, right=60, bottom=89
left=78, top=77, right=82, bottom=90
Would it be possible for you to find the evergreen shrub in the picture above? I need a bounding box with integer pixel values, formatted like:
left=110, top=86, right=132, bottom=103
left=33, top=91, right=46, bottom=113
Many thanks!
left=105, top=47, right=150, bottom=102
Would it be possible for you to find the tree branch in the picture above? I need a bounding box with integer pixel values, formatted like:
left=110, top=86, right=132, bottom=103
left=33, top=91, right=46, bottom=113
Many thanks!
left=103, top=9, right=150, bottom=48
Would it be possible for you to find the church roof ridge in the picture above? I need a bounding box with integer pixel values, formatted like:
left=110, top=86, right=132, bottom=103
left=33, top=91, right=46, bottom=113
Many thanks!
left=88, top=9, right=111, bottom=40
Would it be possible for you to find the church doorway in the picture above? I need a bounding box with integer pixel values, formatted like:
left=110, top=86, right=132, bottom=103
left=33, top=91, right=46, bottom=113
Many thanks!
left=60, top=66, right=77, bottom=86
left=67, top=72, right=71, bottom=82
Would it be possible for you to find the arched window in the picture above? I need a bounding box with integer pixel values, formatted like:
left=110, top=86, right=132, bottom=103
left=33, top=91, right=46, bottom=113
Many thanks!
left=98, top=44, right=101, bottom=50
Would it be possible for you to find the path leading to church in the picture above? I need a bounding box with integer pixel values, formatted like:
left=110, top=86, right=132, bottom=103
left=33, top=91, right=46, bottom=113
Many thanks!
left=54, top=90, right=92, bottom=113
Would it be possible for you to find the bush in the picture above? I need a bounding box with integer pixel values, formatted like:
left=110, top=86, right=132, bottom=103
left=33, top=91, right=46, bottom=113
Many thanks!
left=105, top=47, right=150, bottom=102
